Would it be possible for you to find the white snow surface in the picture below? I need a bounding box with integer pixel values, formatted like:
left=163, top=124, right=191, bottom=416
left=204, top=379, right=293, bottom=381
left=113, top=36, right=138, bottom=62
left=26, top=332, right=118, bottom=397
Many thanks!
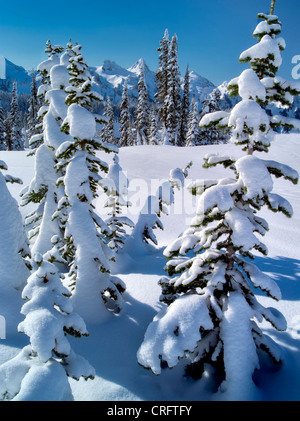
left=0, top=133, right=300, bottom=401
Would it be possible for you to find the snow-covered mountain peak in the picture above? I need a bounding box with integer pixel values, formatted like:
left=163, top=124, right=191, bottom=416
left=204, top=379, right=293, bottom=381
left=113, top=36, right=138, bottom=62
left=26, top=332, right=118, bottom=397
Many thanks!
left=0, top=54, right=217, bottom=108
left=189, top=70, right=215, bottom=89
left=91, top=58, right=156, bottom=102
left=0, top=56, right=34, bottom=94
left=128, top=58, right=151, bottom=75
left=187, top=70, right=215, bottom=105
left=98, top=60, right=131, bottom=77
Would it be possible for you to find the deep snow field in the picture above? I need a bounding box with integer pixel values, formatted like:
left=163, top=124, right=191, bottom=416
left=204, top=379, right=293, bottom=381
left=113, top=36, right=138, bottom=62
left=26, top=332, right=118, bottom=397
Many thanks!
left=0, top=133, right=299, bottom=401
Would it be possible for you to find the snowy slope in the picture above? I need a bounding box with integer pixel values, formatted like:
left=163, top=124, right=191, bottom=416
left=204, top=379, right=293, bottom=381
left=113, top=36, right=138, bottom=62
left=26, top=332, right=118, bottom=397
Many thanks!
left=0, top=133, right=299, bottom=401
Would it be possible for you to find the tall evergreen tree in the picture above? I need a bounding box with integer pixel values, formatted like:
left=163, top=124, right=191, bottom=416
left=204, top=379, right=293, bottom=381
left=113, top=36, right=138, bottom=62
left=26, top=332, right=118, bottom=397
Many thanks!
left=57, top=43, right=126, bottom=321
left=155, top=29, right=170, bottom=126
left=119, top=81, right=132, bottom=147
left=186, top=100, right=199, bottom=146
left=26, top=71, right=39, bottom=144
left=149, top=106, right=160, bottom=145
left=6, top=82, right=24, bottom=151
left=20, top=44, right=68, bottom=257
left=3, top=116, right=13, bottom=151
left=135, top=62, right=149, bottom=145
left=165, top=34, right=181, bottom=145
left=102, top=97, right=116, bottom=145
left=0, top=106, right=5, bottom=151
left=178, top=65, right=190, bottom=146
left=138, top=5, right=299, bottom=399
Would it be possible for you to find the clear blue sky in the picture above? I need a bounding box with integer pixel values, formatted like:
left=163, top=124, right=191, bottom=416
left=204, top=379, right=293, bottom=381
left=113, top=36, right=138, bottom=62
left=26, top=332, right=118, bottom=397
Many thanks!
left=0, top=0, right=299, bottom=86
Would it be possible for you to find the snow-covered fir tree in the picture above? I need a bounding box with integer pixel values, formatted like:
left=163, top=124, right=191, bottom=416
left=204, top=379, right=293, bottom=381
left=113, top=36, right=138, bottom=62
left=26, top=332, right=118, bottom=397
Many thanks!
left=197, top=88, right=229, bottom=145
left=57, top=43, right=126, bottom=321
left=149, top=106, right=160, bottom=145
left=0, top=106, right=5, bottom=151
left=155, top=29, right=170, bottom=127
left=119, top=81, right=133, bottom=147
left=186, top=100, right=199, bottom=146
left=29, top=41, right=64, bottom=153
left=135, top=62, right=149, bottom=145
left=138, top=6, right=299, bottom=400
left=127, top=194, right=164, bottom=253
left=0, top=252, right=94, bottom=401
left=0, top=44, right=99, bottom=400
left=10, top=81, right=24, bottom=151
left=100, top=154, right=134, bottom=251
left=26, top=71, right=39, bottom=145
left=3, top=82, right=24, bottom=151
left=102, top=97, right=116, bottom=145
left=165, top=34, right=181, bottom=145
left=125, top=165, right=189, bottom=255
left=3, top=116, right=12, bottom=151
left=20, top=44, right=70, bottom=259
left=178, top=65, right=190, bottom=146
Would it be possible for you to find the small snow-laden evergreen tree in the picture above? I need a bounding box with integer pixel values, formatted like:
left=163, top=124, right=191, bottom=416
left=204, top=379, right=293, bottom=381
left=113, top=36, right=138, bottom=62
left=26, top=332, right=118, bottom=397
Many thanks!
left=186, top=100, right=199, bottom=146
left=102, top=97, right=116, bottom=145
left=197, top=88, right=230, bottom=145
left=138, top=5, right=300, bottom=400
left=125, top=165, right=190, bottom=255
left=135, top=63, right=149, bottom=145
left=178, top=65, right=190, bottom=147
left=0, top=252, right=95, bottom=401
left=29, top=41, right=64, bottom=154
left=20, top=45, right=71, bottom=260
left=128, top=195, right=164, bottom=254
left=57, top=43, right=126, bottom=321
left=165, top=34, right=181, bottom=146
left=0, top=105, right=5, bottom=150
left=100, top=154, right=134, bottom=252
left=119, top=81, right=133, bottom=147
left=155, top=29, right=170, bottom=127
